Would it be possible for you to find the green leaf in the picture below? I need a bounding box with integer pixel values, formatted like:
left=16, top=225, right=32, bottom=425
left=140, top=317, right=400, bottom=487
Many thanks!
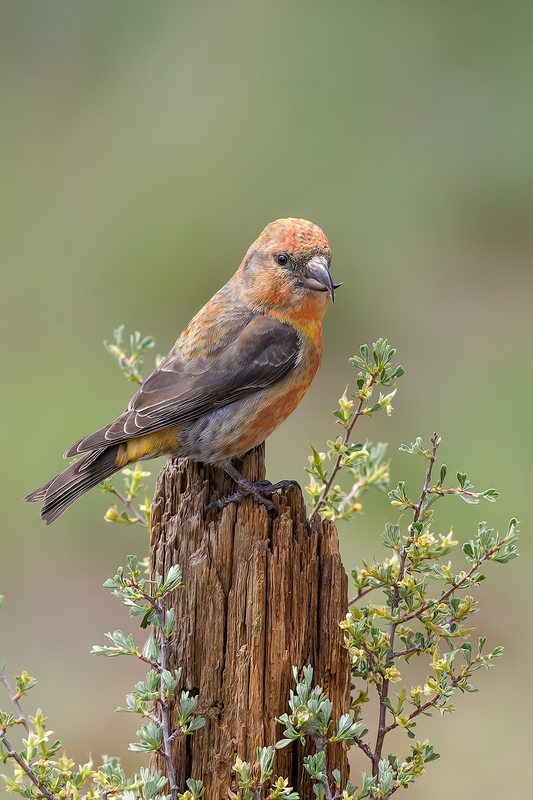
left=456, top=472, right=467, bottom=489
left=381, top=523, right=400, bottom=549
left=160, top=564, right=183, bottom=595
left=129, top=721, right=163, bottom=753
left=459, top=493, right=479, bottom=505
left=460, top=642, right=472, bottom=664
left=462, top=541, right=474, bottom=559
left=257, top=746, right=275, bottom=782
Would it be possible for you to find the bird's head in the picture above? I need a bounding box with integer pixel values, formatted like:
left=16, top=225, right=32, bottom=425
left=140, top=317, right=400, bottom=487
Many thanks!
left=237, top=218, right=340, bottom=327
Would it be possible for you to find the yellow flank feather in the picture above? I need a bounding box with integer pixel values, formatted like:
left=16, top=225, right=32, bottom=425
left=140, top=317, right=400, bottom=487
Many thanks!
left=117, top=426, right=183, bottom=466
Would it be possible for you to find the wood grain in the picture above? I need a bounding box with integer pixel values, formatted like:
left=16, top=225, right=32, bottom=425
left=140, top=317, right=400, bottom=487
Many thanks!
left=150, top=444, right=350, bottom=797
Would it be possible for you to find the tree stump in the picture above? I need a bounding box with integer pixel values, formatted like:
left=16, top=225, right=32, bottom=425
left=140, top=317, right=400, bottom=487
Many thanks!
left=149, top=444, right=350, bottom=797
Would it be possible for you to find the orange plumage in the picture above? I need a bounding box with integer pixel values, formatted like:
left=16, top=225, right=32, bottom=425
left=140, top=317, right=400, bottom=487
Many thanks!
left=26, top=218, right=338, bottom=523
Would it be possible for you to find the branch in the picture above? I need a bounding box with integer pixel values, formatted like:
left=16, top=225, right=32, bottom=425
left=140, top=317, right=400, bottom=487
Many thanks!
left=390, top=644, right=425, bottom=660
left=335, top=477, right=366, bottom=520
left=122, top=579, right=160, bottom=613
left=119, top=353, right=143, bottom=384
left=347, top=584, right=378, bottom=607
left=401, top=546, right=496, bottom=625
left=428, top=487, right=486, bottom=501
left=156, top=599, right=177, bottom=800
left=354, top=737, right=374, bottom=763
left=383, top=673, right=463, bottom=736
left=0, top=731, right=58, bottom=800
left=409, top=433, right=440, bottom=529
left=309, top=376, right=378, bottom=521
left=106, top=486, right=148, bottom=526
left=137, top=654, right=161, bottom=670
left=144, top=710, right=163, bottom=727
left=313, top=735, right=336, bottom=800
left=372, top=433, right=440, bottom=775
left=0, top=668, right=29, bottom=733
left=167, top=727, right=185, bottom=743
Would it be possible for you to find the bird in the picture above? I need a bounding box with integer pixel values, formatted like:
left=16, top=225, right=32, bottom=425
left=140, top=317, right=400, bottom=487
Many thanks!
left=25, top=217, right=339, bottom=524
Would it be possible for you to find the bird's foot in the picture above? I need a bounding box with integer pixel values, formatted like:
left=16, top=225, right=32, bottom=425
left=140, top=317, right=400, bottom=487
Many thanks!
left=206, top=482, right=277, bottom=515
left=205, top=463, right=300, bottom=515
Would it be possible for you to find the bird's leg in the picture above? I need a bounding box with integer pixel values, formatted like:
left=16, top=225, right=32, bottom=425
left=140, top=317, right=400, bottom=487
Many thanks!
left=205, top=460, right=299, bottom=514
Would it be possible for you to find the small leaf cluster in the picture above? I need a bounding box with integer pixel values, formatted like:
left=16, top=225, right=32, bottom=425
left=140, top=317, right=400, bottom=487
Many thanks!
left=391, top=438, right=500, bottom=513
left=307, top=442, right=390, bottom=522
left=276, top=667, right=366, bottom=751
left=102, top=463, right=152, bottom=528
left=350, top=340, right=405, bottom=396
left=104, top=325, right=157, bottom=384
left=0, top=555, right=205, bottom=800
left=276, top=667, right=371, bottom=800
left=0, top=683, right=172, bottom=800
left=178, top=778, right=205, bottom=799
left=101, top=327, right=161, bottom=528
left=230, top=748, right=299, bottom=799
left=229, top=667, right=369, bottom=800
left=91, top=557, right=205, bottom=760
left=307, top=340, right=403, bottom=521
left=340, top=434, right=519, bottom=797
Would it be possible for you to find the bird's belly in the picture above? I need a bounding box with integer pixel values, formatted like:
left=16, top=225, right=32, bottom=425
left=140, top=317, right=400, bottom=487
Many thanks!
left=180, top=356, right=319, bottom=463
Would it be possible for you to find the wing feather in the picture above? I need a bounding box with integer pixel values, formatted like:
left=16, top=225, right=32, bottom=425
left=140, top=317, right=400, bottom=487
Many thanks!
left=65, top=315, right=300, bottom=456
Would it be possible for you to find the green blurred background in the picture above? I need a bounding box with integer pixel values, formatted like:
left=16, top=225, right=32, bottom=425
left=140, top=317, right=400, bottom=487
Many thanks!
left=1, top=1, right=532, bottom=796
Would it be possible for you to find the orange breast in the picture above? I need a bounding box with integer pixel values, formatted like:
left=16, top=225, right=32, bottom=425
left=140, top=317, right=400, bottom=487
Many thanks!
left=213, top=330, right=322, bottom=459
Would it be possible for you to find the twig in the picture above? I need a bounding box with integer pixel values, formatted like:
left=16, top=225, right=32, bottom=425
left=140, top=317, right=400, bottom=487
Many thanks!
left=114, top=349, right=143, bottom=385
left=390, top=644, right=425, bottom=660
left=156, top=599, right=177, bottom=800
left=138, top=654, right=161, bottom=670
left=0, top=731, right=58, bottom=800
left=354, top=736, right=374, bottom=763
left=0, top=667, right=29, bottom=733
left=372, top=433, right=440, bottom=776
left=401, top=546, right=495, bottom=625
left=144, top=710, right=163, bottom=726
left=167, top=727, right=184, bottom=743
left=382, top=673, right=464, bottom=736
left=107, top=486, right=148, bottom=526
left=313, top=735, right=336, bottom=800
left=409, top=433, right=440, bottom=529
left=347, top=585, right=378, bottom=607
left=335, top=477, right=366, bottom=520
left=429, top=487, right=483, bottom=501
left=309, top=376, right=378, bottom=521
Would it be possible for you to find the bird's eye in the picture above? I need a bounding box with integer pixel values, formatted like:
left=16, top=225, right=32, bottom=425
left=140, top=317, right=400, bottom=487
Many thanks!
left=275, top=253, right=289, bottom=266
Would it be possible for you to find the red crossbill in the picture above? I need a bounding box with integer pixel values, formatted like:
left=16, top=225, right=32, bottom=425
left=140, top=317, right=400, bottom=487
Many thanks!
left=25, top=218, right=339, bottom=524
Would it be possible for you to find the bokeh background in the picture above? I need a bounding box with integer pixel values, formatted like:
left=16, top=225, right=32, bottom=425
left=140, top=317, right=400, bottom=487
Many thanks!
left=1, top=1, right=532, bottom=797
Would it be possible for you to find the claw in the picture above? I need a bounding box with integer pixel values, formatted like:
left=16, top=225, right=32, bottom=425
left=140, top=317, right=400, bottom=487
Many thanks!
left=205, top=461, right=298, bottom=517
left=206, top=492, right=243, bottom=514
left=205, top=486, right=277, bottom=516
left=254, top=478, right=301, bottom=495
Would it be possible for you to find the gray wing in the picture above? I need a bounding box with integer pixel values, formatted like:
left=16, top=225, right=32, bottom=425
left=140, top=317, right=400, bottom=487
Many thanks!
left=66, top=315, right=301, bottom=456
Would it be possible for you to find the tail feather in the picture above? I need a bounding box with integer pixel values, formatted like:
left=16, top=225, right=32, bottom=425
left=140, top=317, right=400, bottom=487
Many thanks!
left=24, top=446, right=120, bottom=525
left=25, top=479, right=54, bottom=503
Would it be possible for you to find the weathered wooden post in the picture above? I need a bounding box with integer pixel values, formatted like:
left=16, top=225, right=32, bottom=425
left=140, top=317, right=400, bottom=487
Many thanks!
left=150, top=444, right=350, bottom=797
